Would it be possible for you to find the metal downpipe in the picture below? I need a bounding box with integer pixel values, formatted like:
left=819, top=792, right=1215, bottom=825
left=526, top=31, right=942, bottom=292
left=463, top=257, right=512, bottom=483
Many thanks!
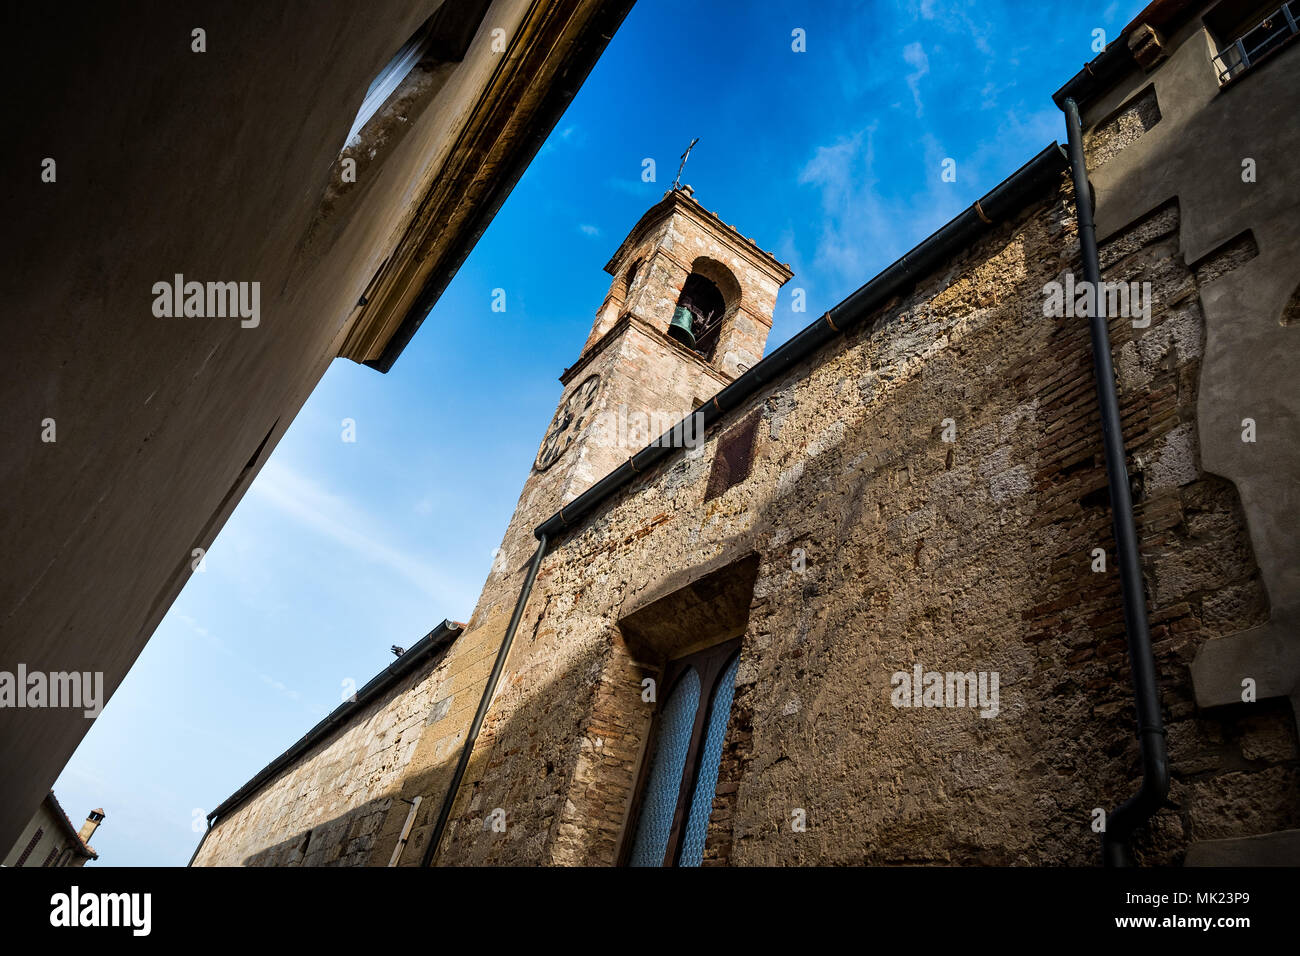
left=420, top=534, right=549, bottom=866
left=1063, top=97, right=1169, bottom=866
left=186, top=818, right=214, bottom=867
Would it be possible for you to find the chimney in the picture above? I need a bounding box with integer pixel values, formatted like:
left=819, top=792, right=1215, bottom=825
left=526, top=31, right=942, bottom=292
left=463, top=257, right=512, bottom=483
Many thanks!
left=78, top=808, right=105, bottom=844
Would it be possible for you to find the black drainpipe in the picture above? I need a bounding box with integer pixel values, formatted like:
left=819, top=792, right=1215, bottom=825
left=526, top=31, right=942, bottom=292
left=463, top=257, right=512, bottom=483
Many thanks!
left=1062, top=97, right=1169, bottom=866
left=420, top=535, right=549, bottom=866
left=186, top=818, right=214, bottom=868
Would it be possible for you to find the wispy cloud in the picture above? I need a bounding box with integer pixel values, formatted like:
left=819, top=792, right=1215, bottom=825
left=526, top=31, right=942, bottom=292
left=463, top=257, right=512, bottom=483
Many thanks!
left=902, top=42, right=929, bottom=117
left=578, top=223, right=601, bottom=237
left=258, top=672, right=301, bottom=703
left=251, top=461, right=459, bottom=606
left=540, top=124, right=584, bottom=157
left=795, top=121, right=987, bottom=295
left=915, top=0, right=995, bottom=58
left=797, top=126, right=895, bottom=285
left=176, top=612, right=232, bottom=656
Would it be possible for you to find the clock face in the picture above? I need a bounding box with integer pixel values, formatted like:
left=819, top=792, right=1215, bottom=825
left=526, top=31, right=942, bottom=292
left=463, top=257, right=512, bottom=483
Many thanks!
left=534, top=374, right=601, bottom=471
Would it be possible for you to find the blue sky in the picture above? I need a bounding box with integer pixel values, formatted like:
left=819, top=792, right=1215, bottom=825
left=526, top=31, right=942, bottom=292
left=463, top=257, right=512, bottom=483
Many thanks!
left=54, top=0, right=1147, bottom=866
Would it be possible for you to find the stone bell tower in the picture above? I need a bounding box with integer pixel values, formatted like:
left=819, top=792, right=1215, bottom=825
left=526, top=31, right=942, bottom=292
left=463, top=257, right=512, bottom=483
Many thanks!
left=477, top=187, right=792, bottom=608
left=551, top=185, right=793, bottom=492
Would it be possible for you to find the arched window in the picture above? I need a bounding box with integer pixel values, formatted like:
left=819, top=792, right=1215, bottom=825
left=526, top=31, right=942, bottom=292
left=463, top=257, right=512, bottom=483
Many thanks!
left=626, top=668, right=699, bottom=867
left=668, top=274, right=726, bottom=360
left=667, top=258, right=742, bottom=363
left=625, top=640, right=741, bottom=866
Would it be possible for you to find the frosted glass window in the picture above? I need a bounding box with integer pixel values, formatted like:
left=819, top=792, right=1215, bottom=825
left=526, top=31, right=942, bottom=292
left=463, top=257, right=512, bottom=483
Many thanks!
left=345, top=21, right=434, bottom=145
left=627, top=668, right=699, bottom=867
left=677, top=652, right=739, bottom=866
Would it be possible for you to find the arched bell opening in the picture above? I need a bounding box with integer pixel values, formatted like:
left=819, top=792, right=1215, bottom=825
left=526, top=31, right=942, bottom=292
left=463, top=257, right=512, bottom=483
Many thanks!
left=668, top=273, right=727, bottom=361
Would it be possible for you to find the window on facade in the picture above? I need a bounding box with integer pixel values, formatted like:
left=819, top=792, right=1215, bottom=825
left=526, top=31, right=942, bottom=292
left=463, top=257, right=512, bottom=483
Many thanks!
left=625, top=640, right=741, bottom=866
left=1206, top=0, right=1299, bottom=84
left=14, top=827, right=43, bottom=866
left=344, top=17, right=438, bottom=145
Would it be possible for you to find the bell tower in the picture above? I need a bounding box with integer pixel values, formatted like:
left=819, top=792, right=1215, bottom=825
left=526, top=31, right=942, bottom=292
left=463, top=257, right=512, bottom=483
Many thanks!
left=475, top=186, right=792, bottom=614
left=582, top=185, right=793, bottom=379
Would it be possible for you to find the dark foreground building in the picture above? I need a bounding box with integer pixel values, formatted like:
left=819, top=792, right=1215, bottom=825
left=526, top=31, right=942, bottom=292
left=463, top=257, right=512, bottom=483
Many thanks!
left=0, top=1, right=634, bottom=854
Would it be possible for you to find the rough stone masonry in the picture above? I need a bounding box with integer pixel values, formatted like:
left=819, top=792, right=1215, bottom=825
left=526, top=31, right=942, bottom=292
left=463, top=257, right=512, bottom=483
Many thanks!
left=193, top=2, right=1300, bottom=867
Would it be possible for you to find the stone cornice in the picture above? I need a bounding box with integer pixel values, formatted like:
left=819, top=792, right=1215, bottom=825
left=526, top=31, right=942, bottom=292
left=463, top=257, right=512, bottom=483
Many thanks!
left=603, top=188, right=794, bottom=287
left=339, top=0, right=635, bottom=371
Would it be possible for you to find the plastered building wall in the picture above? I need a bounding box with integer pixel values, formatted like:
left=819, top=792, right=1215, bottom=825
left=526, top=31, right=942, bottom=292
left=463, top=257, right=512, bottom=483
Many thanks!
left=0, top=0, right=623, bottom=853
left=1075, top=13, right=1300, bottom=800
left=3, top=796, right=93, bottom=868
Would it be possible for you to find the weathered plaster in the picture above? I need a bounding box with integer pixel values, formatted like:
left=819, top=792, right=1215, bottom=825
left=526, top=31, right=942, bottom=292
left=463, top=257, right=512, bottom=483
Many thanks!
left=1080, top=22, right=1300, bottom=718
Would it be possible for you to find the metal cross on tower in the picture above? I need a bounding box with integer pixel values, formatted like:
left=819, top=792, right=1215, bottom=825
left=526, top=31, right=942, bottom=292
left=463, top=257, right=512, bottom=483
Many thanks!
left=673, top=137, right=700, bottom=190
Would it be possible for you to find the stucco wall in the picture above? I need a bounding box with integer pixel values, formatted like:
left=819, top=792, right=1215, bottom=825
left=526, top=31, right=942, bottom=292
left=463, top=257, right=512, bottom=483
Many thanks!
left=2, top=797, right=90, bottom=868
left=0, top=0, right=550, bottom=851
left=1078, top=18, right=1300, bottom=725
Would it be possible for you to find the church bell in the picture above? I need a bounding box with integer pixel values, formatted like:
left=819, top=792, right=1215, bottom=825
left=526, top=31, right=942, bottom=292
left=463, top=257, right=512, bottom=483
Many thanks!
left=667, top=305, right=696, bottom=348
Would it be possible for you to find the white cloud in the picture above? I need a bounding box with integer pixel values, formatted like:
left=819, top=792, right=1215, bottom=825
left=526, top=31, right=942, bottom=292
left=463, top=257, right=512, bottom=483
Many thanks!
left=797, top=127, right=891, bottom=284
left=250, top=461, right=462, bottom=608
left=540, top=124, right=581, bottom=156
left=912, top=0, right=995, bottom=58
left=796, top=126, right=967, bottom=292
left=902, top=42, right=929, bottom=117
left=258, top=672, right=302, bottom=703
left=578, top=223, right=601, bottom=237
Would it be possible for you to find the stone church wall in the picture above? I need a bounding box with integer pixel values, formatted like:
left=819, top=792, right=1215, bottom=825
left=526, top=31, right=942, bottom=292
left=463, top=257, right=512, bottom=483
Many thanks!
left=193, top=648, right=453, bottom=867
left=426, top=176, right=1295, bottom=865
